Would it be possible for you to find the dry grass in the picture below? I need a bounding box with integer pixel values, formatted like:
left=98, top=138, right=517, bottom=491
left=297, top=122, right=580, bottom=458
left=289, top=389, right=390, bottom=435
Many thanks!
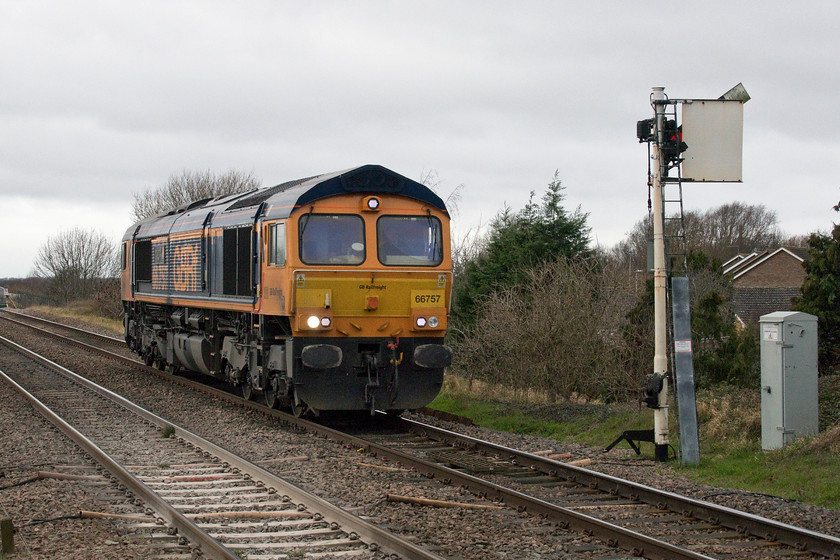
left=442, top=372, right=603, bottom=406
left=803, top=424, right=840, bottom=454
left=30, top=303, right=123, bottom=335
left=694, top=387, right=761, bottom=446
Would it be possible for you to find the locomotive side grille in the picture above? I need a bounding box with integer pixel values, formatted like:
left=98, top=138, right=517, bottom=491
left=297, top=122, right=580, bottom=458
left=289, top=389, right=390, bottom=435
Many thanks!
left=170, top=236, right=202, bottom=292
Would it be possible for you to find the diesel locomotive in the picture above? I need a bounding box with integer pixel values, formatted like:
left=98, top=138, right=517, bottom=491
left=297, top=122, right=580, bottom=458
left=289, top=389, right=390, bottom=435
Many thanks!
left=121, top=165, right=452, bottom=416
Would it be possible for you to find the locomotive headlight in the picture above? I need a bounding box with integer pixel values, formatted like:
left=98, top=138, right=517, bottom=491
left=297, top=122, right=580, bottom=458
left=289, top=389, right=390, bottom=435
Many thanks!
left=361, top=195, right=381, bottom=212
left=428, top=316, right=440, bottom=328
left=415, top=317, right=427, bottom=328
left=307, top=315, right=320, bottom=329
left=320, top=317, right=331, bottom=328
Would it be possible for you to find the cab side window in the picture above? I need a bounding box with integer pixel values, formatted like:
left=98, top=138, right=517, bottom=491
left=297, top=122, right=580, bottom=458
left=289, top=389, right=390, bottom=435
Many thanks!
left=268, top=222, right=286, bottom=266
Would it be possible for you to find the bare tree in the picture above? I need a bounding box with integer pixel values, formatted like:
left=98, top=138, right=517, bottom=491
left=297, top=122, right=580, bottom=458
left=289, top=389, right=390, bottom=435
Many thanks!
left=450, top=222, right=486, bottom=287
left=33, top=228, right=119, bottom=304
left=132, top=169, right=261, bottom=221
left=778, top=232, right=811, bottom=247
left=612, top=201, right=785, bottom=269
left=419, top=168, right=465, bottom=217
left=701, top=202, right=782, bottom=257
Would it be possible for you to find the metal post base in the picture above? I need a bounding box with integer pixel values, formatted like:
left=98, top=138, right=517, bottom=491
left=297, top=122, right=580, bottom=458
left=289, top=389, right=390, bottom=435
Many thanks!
left=604, top=429, right=654, bottom=455
left=605, top=430, right=672, bottom=462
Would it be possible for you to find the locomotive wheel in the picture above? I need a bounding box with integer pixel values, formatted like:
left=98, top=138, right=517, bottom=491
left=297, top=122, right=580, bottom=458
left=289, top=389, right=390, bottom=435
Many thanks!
left=143, top=351, right=154, bottom=367
left=166, top=363, right=181, bottom=376
left=290, top=389, right=307, bottom=418
left=241, top=381, right=255, bottom=401
left=154, top=355, right=166, bottom=371
left=265, top=376, right=282, bottom=410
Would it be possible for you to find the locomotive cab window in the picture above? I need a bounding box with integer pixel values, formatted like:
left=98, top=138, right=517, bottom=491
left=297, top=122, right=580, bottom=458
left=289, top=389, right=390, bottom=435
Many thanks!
left=377, top=215, right=443, bottom=266
left=299, top=214, right=364, bottom=265
left=268, top=222, right=286, bottom=266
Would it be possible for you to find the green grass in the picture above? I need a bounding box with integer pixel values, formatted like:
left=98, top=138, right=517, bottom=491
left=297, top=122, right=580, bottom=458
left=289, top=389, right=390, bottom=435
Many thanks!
left=686, top=440, right=840, bottom=507
left=429, top=375, right=840, bottom=509
left=430, top=390, right=656, bottom=447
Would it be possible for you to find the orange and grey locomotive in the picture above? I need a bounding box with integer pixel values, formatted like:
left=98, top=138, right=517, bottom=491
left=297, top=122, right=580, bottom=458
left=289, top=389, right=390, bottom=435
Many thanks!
left=121, top=165, right=452, bottom=415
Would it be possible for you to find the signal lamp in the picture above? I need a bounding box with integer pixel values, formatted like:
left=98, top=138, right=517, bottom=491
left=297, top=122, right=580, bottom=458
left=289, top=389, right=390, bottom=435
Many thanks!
left=307, top=315, right=320, bottom=329
left=320, top=317, right=331, bottom=328
left=416, top=317, right=427, bottom=328
left=428, top=316, right=440, bottom=328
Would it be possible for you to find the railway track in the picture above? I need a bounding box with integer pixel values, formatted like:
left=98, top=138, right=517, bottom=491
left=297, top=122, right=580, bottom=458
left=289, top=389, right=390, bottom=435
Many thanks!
left=0, top=308, right=126, bottom=348
left=0, top=333, right=444, bottom=560
left=2, top=309, right=839, bottom=559
left=366, top=419, right=840, bottom=559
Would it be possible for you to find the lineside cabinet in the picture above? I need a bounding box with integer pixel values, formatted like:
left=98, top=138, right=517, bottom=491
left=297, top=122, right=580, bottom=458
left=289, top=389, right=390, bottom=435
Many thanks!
left=759, top=311, right=818, bottom=450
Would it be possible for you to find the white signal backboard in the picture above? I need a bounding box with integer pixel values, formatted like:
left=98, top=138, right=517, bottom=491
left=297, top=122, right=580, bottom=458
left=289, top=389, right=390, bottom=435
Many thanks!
left=680, top=100, right=744, bottom=182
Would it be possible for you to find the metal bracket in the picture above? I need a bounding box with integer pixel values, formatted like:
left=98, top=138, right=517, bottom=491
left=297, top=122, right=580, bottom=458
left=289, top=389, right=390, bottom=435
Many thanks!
left=604, top=429, right=655, bottom=456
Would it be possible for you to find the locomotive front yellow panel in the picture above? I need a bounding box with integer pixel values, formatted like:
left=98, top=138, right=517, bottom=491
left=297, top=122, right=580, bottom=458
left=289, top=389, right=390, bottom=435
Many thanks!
left=291, top=272, right=450, bottom=337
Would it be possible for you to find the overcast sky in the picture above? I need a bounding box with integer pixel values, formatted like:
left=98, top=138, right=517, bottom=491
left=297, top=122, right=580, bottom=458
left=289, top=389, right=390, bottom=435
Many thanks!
left=1, top=1, right=838, bottom=278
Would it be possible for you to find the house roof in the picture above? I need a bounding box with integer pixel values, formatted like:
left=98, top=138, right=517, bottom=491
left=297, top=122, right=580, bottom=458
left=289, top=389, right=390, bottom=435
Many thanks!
left=731, top=247, right=805, bottom=281
left=732, top=287, right=802, bottom=323
left=721, top=253, right=746, bottom=269
left=785, top=246, right=811, bottom=260
left=722, top=251, right=762, bottom=275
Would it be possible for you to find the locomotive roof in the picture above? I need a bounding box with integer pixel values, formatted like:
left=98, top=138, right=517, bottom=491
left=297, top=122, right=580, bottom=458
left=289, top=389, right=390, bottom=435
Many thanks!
left=123, top=165, right=448, bottom=241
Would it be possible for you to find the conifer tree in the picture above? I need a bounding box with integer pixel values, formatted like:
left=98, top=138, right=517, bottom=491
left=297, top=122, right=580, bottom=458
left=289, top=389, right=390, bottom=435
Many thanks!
left=452, top=171, right=590, bottom=329
left=794, top=207, right=840, bottom=370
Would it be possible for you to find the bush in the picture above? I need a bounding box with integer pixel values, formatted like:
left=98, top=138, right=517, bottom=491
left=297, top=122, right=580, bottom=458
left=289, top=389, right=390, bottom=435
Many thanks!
left=92, top=278, right=123, bottom=320
left=451, top=257, right=639, bottom=402
left=694, top=324, right=760, bottom=388
left=818, top=375, right=840, bottom=430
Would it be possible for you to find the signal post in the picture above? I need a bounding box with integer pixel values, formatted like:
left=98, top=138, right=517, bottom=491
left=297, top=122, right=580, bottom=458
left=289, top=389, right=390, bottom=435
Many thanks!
left=650, top=86, right=670, bottom=462
left=627, top=84, right=748, bottom=464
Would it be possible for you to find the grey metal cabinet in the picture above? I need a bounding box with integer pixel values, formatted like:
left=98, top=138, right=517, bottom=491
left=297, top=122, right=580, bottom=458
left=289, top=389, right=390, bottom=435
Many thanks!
left=759, top=311, right=818, bottom=450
